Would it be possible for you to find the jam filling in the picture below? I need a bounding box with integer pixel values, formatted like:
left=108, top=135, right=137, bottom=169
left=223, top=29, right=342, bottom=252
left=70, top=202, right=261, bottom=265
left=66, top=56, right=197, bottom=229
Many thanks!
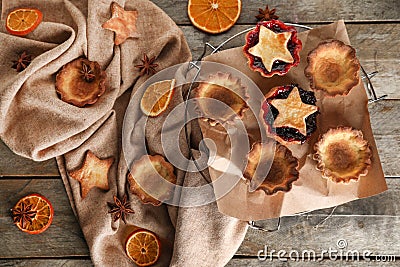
left=263, top=85, right=318, bottom=143
left=245, top=20, right=299, bottom=74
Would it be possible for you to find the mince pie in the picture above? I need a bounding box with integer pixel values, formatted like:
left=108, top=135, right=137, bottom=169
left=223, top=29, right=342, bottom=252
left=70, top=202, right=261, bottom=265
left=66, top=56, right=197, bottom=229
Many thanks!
left=128, top=155, right=176, bottom=206
left=304, top=40, right=360, bottom=96
left=261, top=84, right=319, bottom=145
left=56, top=58, right=106, bottom=107
left=195, top=72, right=248, bottom=125
left=243, top=20, right=302, bottom=77
left=244, top=142, right=299, bottom=195
left=313, top=127, right=371, bottom=183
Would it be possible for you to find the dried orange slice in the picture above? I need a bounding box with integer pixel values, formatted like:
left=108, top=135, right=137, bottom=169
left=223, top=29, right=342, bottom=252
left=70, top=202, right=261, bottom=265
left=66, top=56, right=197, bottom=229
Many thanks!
left=188, top=0, right=241, bottom=34
left=11, top=193, right=54, bottom=234
left=140, top=79, right=175, bottom=117
left=6, top=8, right=43, bottom=36
left=126, top=229, right=161, bottom=266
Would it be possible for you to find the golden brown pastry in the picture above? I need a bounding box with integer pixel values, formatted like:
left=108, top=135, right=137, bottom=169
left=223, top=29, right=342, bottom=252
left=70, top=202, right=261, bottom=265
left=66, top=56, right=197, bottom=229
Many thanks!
left=244, top=142, right=299, bottom=195
left=313, top=127, right=371, bottom=183
left=128, top=155, right=176, bottom=206
left=195, top=72, right=248, bottom=125
left=304, top=40, right=360, bottom=96
left=56, top=58, right=106, bottom=107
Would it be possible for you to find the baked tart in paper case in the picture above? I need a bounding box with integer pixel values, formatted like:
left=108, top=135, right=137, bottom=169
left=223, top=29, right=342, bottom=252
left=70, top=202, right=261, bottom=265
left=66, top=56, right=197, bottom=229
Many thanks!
left=195, top=72, right=248, bottom=125
left=304, top=39, right=360, bottom=96
left=261, top=84, right=319, bottom=145
left=313, top=127, right=372, bottom=183
left=244, top=142, right=299, bottom=195
left=243, top=20, right=302, bottom=77
left=56, top=58, right=107, bottom=107
left=128, top=155, right=176, bottom=206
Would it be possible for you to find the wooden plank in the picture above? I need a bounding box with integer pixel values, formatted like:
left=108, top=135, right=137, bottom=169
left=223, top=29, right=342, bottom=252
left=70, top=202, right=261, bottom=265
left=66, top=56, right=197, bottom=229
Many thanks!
left=0, top=141, right=57, bottom=177
left=0, top=178, right=399, bottom=258
left=151, top=0, right=400, bottom=24
left=0, top=179, right=89, bottom=258
left=227, top=258, right=399, bottom=266
left=1, top=98, right=399, bottom=177
left=1, top=257, right=398, bottom=267
left=239, top=215, right=400, bottom=257
left=0, top=259, right=93, bottom=267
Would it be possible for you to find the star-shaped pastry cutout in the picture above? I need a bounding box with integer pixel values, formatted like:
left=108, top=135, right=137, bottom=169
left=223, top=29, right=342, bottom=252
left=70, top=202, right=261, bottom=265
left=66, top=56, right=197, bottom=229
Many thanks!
left=270, top=87, right=318, bottom=136
left=102, top=2, right=139, bottom=45
left=69, top=150, right=114, bottom=199
left=248, top=26, right=294, bottom=72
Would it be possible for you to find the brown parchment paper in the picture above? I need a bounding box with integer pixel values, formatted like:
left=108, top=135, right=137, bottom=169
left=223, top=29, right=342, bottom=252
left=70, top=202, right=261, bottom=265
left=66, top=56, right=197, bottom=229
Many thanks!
left=201, top=20, right=387, bottom=221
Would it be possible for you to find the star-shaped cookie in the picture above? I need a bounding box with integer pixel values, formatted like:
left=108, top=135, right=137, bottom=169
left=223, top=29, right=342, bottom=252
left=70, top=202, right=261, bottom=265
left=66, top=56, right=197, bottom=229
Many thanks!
left=69, top=150, right=114, bottom=199
left=270, top=87, right=318, bottom=136
left=102, top=2, right=139, bottom=45
left=248, top=26, right=293, bottom=72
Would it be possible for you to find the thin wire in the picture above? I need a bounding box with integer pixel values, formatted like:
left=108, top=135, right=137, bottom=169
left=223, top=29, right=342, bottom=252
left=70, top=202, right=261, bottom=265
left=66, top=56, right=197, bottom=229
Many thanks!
left=248, top=217, right=281, bottom=232
left=183, top=61, right=209, bottom=181
left=314, top=206, right=338, bottom=229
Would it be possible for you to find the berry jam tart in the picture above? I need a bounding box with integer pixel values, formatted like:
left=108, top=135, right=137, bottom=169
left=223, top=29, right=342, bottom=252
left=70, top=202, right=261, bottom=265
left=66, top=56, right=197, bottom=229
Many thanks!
left=243, top=20, right=302, bottom=77
left=261, top=84, right=319, bottom=145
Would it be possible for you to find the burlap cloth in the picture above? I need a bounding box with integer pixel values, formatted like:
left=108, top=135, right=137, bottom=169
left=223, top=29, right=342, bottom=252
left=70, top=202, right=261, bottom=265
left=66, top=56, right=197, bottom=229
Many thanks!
left=0, top=0, right=247, bottom=266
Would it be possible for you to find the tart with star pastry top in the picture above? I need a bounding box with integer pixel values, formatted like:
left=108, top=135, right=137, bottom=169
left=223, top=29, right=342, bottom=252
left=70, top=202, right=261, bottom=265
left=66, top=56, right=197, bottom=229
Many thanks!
left=313, top=127, right=371, bottom=183
left=243, top=20, right=302, bottom=77
left=261, top=84, right=319, bottom=145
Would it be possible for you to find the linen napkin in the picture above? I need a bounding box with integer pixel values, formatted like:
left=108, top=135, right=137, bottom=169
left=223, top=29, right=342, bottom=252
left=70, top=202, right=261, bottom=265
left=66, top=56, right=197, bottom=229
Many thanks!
left=0, top=0, right=248, bottom=266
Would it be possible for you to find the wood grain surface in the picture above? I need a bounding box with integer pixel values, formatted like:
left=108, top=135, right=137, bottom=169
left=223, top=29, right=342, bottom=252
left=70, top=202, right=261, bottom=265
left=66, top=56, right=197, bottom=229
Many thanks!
left=1, top=178, right=399, bottom=259
left=0, top=0, right=399, bottom=266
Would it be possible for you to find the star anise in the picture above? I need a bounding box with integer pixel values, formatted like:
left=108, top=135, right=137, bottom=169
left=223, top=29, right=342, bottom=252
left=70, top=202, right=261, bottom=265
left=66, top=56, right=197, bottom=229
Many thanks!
left=12, top=51, right=32, bottom=72
left=11, top=202, right=37, bottom=229
left=256, top=5, right=279, bottom=21
left=108, top=194, right=135, bottom=224
left=79, top=62, right=96, bottom=82
left=135, top=53, right=158, bottom=76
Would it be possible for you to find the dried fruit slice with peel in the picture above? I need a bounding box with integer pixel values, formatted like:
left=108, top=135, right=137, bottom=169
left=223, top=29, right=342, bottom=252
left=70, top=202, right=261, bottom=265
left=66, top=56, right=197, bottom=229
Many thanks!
left=188, top=0, right=241, bottom=34
left=6, top=8, right=43, bottom=36
left=126, top=229, right=161, bottom=266
left=140, top=79, right=175, bottom=117
left=11, top=193, right=54, bottom=234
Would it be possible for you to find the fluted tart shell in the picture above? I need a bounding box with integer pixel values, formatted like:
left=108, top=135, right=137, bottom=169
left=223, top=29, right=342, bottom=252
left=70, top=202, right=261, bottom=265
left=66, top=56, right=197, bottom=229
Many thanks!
left=244, top=142, right=299, bottom=195
left=128, top=155, right=176, bottom=206
left=313, top=127, right=371, bottom=183
left=304, top=40, right=360, bottom=96
left=56, top=58, right=106, bottom=107
left=195, top=72, right=248, bottom=125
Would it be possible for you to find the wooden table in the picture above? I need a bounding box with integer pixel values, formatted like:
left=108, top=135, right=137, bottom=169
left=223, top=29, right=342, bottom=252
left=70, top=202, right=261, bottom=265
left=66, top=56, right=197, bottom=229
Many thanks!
left=1, top=1, right=399, bottom=266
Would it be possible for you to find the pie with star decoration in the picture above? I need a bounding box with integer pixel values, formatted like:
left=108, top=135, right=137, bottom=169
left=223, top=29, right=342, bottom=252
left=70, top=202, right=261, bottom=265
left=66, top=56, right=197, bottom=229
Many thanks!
left=102, top=2, right=139, bottom=45
left=261, top=84, right=319, bottom=145
left=243, top=20, right=302, bottom=77
left=68, top=150, right=114, bottom=199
